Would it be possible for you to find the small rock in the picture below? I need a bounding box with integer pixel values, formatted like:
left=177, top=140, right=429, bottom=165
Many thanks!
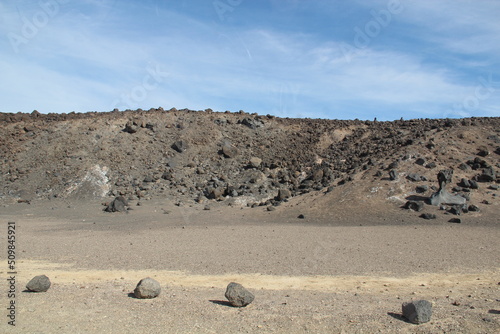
left=389, top=170, right=398, bottom=181
left=404, top=201, right=424, bottom=212
left=276, top=189, right=292, bottom=201
left=449, top=218, right=462, bottom=224
left=468, top=204, right=480, bottom=212
left=26, top=275, right=51, bottom=292
left=267, top=206, right=276, bottom=212
left=221, top=142, right=238, bottom=158
left=104, top=196, right=128, bottom=213
left=298, top=214, right=305, bottom=219
left=249, top=157, right=262, bottom=168
left=420, top=213, right=436, bottom=220
left=407, top=173, right=426, bottom=182
left=448, top=206, right=462, bottom=216
left=172, top=140, right=188, bottom=153
left=415, top=158, right=426, bottom=166
left=425, top=162, right=437, bottom=169
left=134, top=277, right=161, bottom=299
left=415, top=185, right=429, bottom=193
left=402, top=300, right=432, bottom=324
left=225, top=282, right=254, bottom=307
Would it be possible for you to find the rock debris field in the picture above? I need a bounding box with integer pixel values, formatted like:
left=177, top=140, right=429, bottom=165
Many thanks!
left=0, top=109, right=499, bottom=333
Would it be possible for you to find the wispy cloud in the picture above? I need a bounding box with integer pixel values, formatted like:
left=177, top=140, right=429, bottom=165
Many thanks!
left=0, top=0, right=498, bottom=119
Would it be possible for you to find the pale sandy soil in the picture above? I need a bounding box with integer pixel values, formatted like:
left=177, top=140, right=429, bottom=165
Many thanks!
left=1, top=198, right=499, bottom=333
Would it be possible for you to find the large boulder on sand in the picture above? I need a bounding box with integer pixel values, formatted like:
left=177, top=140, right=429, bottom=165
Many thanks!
left=225, top=282, right=254, bottom=307
left=402, top=300, right=432, bottom=324
left=134, top=277, right=161, bottom=299
left=26, top=275, right=51, bottom=292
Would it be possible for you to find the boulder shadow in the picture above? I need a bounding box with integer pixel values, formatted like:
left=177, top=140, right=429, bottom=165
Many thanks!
left=127, top=292, right=137, bottom=299
left=405, top=195, right=430, bottom=202
left=387, top=312, right=410, bottom=323
left=209, top=300, right=233, bottom=307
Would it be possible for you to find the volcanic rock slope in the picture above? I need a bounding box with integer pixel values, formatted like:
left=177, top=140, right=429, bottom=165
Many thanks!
left=1, top=109, right=499, bottom=210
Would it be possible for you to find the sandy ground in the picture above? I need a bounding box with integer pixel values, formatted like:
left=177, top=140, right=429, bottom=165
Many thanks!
left=1, top=198, right=499, bottom=333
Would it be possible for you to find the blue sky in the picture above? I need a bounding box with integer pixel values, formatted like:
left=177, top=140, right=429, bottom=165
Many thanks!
left=1, top=0, right=499, bottom=120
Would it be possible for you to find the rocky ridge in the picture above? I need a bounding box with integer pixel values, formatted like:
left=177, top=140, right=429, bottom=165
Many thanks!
left=1, top=109, right=499, bottom=212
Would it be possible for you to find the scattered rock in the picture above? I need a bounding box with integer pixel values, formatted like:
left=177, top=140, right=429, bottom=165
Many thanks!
left=225, top=282, right=254, bottom=307
left=249, top=157, right=262, bottom=168
left=26, top=275, right=51, bottom=292
left=172, top=140, right=188, bottom=153
left=298, top=214, right=305, bottom=219
left=415, top=158, right=426, bottom=166
left=221, top=142, right=238, bottom=158
left=477, top=148, right=489, bottom=157
left=104, top=196, right=128, bottom=213
left=420, top=213, right=436, bottom=220
left=476, top=167, right=496, bottom=182
left=389, top=170, right=398, bottom=181
left=407, top=173, right=426, bottom=182
left=468, top=204, right=480, bottom=212
left=415, top=185, right=429, bottom=193
left=134, top=277, right=161, bottom=299
left=124, top=121, right=138, bottom=134
left=267, top=206, right=276, bottom=212
left=448, top=206, right=462, bottom=215
left=449, top=218, right=462, bottom=224
left=276, top=189, right=292, bottom=201
left=402, top=300, right=432, bottom=324
left=240, top=117, right=264, bottom=129
left=425, top=162, right=436, bottom=169
left=404, top=201, right=424, bottom=212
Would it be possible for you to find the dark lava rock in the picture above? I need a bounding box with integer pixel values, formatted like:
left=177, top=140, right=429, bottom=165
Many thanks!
left=448, top=206, right=462, bottom=215
left=105, top=196, right=128, bottom=212
left=458, top=163, right=471, bottom=171
left=415, top=158, right=426, bottom=166
left=468, top=204, right=480, bottom=212
left=240, top=117, right=264, bottom=129
left=134, top=277, right=161, bottom=299
left=476, top=167, right=496, bottom=182
left=404, top=201, right=424, bottom=212
left=425, top=162, right=436, bottom=169
left=276, top=189, right=292, bottom=201
left=407, top=173, right=426, bottom=182
left=124, top=121, right=138, bottom=134
left=449, top=218, right=462, bottom=224
left=477, top=148, right=490, bottom=157
left=420, top=213, right=436, bottom=220
left=298, top=214, right=305, bottom=219
left=225, top=282, right=254, bottom=307
left=26, top=275, right=51, bottom=292
left=415, top=185, right=429, bottom=193
left=389, top=170, right=398, bottom=181
left=402, top=300, right=432, bottom=324
left=172, top=140, right=188, bottom=153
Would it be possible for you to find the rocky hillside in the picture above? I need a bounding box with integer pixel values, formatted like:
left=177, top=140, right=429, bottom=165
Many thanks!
left=1, top=109, right=499, bottom=210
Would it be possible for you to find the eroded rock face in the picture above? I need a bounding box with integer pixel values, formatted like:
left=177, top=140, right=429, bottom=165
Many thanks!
left=429, top=170, right=467, bottom=206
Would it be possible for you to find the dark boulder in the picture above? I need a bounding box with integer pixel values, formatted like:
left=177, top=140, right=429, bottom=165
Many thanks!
left=26, top=275, right=51, bottom=292
left=105, top=196, right=128, bottom=213
left=404, top=201, right=424, bottom=212
left=225, top=282, right=254, bottom=307
left=402, top=300, right=432, bottom=324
